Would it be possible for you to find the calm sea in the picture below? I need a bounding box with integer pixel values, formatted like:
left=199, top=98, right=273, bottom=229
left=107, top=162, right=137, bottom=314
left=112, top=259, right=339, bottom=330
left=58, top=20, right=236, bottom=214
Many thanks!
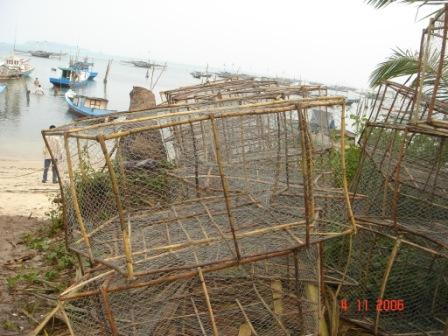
left=0, top=50, right=362, bottom=161
left=0, top=51, right=197, bottom=160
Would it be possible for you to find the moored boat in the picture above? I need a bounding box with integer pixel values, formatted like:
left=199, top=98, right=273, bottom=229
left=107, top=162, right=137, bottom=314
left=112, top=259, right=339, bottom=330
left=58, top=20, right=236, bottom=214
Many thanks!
left=0, top=84, right=6, bottom=93
left=191, top=71, right=212, bottom=79
left=65, top=90, right=116, bottom=117
left=0, top=55, right=34, bottom=79
left=50, top=61, right=97, bottom=87
left=30, top=50, right=52, bottom=58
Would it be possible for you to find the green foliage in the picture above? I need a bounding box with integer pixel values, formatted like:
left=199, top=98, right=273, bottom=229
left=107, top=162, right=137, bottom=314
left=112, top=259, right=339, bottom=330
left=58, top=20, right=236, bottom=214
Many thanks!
left=44, top=243, right=73, bottom=270
left=349, top=113, right=368, bottom=135
left=369, top=48, right=420, bottom=87
left=46, top=208, right=64, bottom=237
left=1, top=320, right=19, bottom=331
left=13, top=207, right=74, bottom=293
left=44, top=270, right=58, bottom=281
left=329, top=145, right=362, bottom=188
left=7, top=271, right=40, bottom=289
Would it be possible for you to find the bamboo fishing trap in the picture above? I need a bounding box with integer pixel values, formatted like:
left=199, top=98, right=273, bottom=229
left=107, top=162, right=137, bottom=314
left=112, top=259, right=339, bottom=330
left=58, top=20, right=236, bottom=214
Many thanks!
left=340, top=15, right=448, bottom=330
left=330, top=224, right=448, bottom=335
left=43, top=96, right=355, bottom=280
left=59, top=249, right=323, bottom=336
left=160, top=79, right=326, bottom=105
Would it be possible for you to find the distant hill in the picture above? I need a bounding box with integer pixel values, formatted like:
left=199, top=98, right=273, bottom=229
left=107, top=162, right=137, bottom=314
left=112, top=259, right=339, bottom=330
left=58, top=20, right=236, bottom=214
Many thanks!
left=0, top=40, right=115, bottom=60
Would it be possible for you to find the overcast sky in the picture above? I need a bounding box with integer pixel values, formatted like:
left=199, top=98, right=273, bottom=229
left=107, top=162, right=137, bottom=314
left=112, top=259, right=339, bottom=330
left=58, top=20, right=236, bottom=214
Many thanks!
left=0, top=0, right=432, bottom=88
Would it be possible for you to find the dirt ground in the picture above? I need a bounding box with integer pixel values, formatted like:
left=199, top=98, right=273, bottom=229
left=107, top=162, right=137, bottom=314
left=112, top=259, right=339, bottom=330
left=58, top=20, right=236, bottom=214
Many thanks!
left=0, top=215, right=44, bottom=334
left=0, top=159, right=65, bottom=334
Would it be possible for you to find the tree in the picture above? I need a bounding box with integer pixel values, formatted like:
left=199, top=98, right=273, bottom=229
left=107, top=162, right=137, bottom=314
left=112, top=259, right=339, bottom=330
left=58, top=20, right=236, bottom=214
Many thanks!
left=368, top=0, right=448, bottom=99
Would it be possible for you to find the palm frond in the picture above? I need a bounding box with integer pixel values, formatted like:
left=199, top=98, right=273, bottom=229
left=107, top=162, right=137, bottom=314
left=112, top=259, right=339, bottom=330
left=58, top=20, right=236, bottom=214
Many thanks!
left=369, top=48, right=421, bottom=87
left=366, top=0, right=447, bottom=9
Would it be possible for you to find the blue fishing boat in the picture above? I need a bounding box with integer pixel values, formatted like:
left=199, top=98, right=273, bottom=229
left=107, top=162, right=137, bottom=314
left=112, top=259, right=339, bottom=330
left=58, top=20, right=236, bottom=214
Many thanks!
left=65, top=90, right=116, bottom=117
left=50, top=61, right=97, bottom=87
left=0, top=84, right=6, bottom=93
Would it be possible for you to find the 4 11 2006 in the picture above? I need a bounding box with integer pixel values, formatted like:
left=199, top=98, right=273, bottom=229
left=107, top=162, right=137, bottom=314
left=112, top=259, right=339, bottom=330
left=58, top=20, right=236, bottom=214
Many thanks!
left=339, top=299, right=405, bottom=312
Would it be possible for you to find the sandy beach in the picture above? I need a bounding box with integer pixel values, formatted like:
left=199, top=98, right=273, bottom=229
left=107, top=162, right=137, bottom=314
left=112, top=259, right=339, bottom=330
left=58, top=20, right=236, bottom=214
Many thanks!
left=0, top=159, right=59, bottom=218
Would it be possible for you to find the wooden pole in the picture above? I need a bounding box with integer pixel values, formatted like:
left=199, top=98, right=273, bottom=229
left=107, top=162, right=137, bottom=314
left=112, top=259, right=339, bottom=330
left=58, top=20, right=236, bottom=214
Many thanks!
left=98, top=135, right=134, bottom=279
left=339, top=103, right=357, bottom=232
left=63, top=134, right=95, bottom=263
left=374, top=238, right=402, bottom=335
left=198, top=268, right=219, bottom=336
left=209, top=114, right=242, bottom=260
left=103, top=59, right=112, bottom=84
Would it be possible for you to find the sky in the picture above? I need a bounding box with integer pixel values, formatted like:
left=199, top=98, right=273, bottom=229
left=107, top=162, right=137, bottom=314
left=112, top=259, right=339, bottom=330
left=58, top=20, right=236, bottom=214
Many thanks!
left=0, top=0, right=433, bottom=88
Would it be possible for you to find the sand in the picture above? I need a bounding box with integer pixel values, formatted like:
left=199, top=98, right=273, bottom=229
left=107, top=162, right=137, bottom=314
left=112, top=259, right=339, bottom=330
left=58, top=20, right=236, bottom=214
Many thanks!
left=0, top=159, right=59, bottom=219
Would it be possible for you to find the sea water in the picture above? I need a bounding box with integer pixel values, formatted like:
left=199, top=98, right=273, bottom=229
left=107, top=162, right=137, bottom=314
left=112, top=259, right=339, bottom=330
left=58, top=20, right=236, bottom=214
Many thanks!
left=0, top=49, right=363, bottom=161
left=0, top=51, right=197, bottom=160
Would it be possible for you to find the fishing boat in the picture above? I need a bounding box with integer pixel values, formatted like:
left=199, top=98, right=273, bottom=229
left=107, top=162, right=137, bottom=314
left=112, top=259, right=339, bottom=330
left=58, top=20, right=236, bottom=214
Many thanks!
left=191, top=71, right=212, bottom=79
left=65, top=90, right=115, bottom=117
left=0, top=55, right=34, bottom=79
left=30, top=50, right=66, bottom=58
left=50, top=61, right=97, bottom=87
left=0, top=84, right=6, bottom=93
left=30, top=50, right=52, bottom=58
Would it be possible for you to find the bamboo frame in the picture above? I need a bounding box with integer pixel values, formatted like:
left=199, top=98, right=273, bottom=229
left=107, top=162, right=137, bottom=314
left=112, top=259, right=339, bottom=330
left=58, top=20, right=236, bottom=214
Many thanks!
left=45, top=95, right=354, bottom=280
left=98, top=135, right=134, bottom=279
left=59, top=251, right=320, bottom=335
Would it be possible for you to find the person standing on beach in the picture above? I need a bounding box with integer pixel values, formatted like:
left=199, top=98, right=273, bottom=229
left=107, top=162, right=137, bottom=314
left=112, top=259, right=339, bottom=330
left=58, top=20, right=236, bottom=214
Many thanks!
left=42, top=125, right=61, bottom=183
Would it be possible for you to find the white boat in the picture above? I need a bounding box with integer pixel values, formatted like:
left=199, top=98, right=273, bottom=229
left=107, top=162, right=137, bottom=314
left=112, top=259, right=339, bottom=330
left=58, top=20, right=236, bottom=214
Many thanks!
left=0, top=55, right=34, bottom=79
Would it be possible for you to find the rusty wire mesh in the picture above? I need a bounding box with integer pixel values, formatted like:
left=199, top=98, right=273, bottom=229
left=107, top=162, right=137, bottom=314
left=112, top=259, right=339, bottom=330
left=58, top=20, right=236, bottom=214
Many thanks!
left=60, top=250, right=322, bottom=336
left=366, top=81, right=448, bottom=129
left=414, top=5, right=448, bottom=123
left=328, top=225, right=448, bottom=335
left=43, top=97, right=354, bottom=279
left=351, top=84, right=448, bottom=251
left=53, top=82, right=331, bottom=134
left=339, top=69, right=448, bottom=333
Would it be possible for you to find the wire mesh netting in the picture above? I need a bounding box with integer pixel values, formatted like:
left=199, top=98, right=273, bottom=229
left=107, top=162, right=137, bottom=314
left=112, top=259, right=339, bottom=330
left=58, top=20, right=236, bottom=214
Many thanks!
left=339, top=37, right=448, bottom=332
left=367, top=81, right=448, bottom=128
left=60, top=250, right=322, bottom=336
left=337, top=13, right=448, bottom=330
left=43, top=97, right=354, bottom=279
left=160, top=79, right=326, bottom=105
left=52, top=82, right=331, bottom=135
left=328, top=225, right=448, bottom=335
left=414, top=5, right=448, bottom=123
left=39, top=7, right=448, bottom=333
left=351, top=84, right=448, bottom=251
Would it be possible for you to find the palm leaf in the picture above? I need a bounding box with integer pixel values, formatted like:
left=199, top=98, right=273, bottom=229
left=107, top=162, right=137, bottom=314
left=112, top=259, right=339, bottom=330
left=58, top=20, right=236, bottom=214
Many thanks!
left=369, top=48, right=421, bottom=87
left=366, top=0, right=448, bottom=9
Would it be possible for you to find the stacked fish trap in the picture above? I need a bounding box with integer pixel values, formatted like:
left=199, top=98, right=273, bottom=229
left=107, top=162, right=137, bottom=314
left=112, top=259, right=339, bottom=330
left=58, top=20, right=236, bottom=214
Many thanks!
left=43, top=80, right=356, bottom=335
left=334, top=7, right=448, bottom=334
left=159, top=79, right=326, bottom=104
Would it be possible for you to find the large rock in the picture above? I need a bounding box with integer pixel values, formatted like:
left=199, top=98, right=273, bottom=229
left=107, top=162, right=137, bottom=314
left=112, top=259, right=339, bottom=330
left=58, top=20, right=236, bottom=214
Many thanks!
left=129, top=86, right=156, bottom=111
